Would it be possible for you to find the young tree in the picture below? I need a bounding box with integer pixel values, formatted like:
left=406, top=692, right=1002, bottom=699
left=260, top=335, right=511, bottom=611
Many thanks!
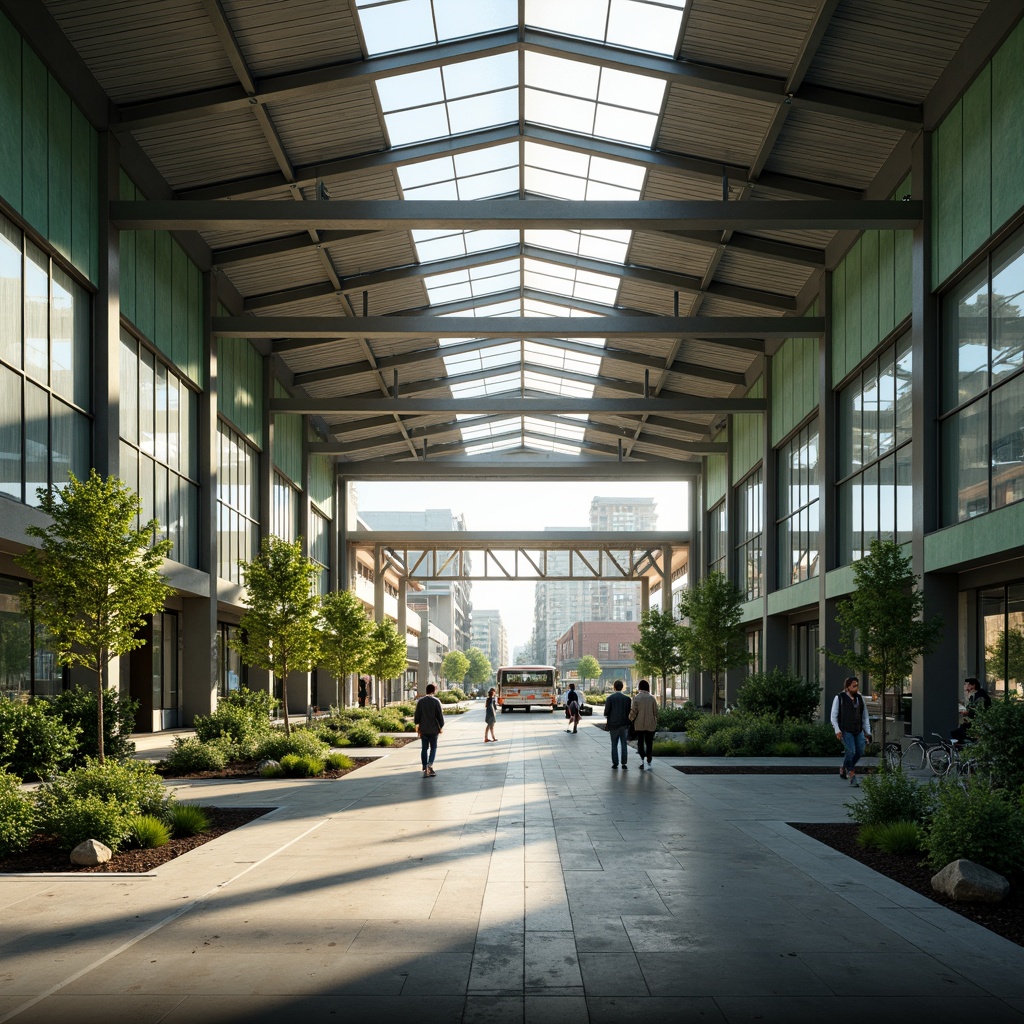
left=677, top=571, right=749, bottom=715
left=231, top=538, right=321, bottom=735
left=576, top=654, right=602, bottom=691
left=319, top=589, right=373, bottom=706
left=365, top=618, right=409, bottom=707
left=441, top=649, right=470, bottom=689
left=986, top=626, right=1024, bottom=690
left=825, top=539, right=944, bottom=751
left=16, top=471, right=172, bottom=763
left=632, top=607, right=682, bottom=706
left=465, top=647, right=492, bottom=691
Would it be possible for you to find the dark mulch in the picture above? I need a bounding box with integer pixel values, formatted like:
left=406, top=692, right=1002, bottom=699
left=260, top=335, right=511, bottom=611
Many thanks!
left=0, top=807, right=271, bottom=874
left=673, top=764, right=877, bottom=775
left=791, top=821, right=1024, bottom=948
left=158, top=755, right=376, bottom=780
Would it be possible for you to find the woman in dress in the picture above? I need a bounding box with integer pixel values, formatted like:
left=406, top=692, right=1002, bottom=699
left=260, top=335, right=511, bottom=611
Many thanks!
left=484, top=687, right=498, bottom=742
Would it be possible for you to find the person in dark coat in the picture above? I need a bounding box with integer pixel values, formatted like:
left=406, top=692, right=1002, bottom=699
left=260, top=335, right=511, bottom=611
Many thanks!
left=414, top=683, right=445, bottom=777
left=604, top=679, right=632, bottom=769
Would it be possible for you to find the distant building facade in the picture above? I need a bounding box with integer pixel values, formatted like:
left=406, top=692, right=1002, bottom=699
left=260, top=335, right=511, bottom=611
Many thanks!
left=471, top=609, right=508, bottom=678
left=556, top=621, right=641, bottom=690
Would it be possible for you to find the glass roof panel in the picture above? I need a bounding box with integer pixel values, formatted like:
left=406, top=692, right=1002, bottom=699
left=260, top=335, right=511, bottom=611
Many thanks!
left=454, top=145, right=518, bottom=178
left=412, top=228, right=518, bottom=262
left=525, top=228, right=631, bottom=264
left=425, top=258, right=521, bottom=302
left=384, top=105, right=452, bottom=147
left=448, top=90, right=519, bottom=135
left=376, top=69, right=444, bottom=111
left=525, top=0, right=686, bottom=57
left=524, top=369, right=595, bottom=398
left=357, top=0, right=516, bottom=55
left=593, top=105, right=660, bottom=148
left=598, top=68, right=666, bottom=110
left=524, top=416, right=586, bottom=440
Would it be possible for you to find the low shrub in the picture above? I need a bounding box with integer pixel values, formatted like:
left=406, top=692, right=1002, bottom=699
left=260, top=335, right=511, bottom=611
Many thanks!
left=652, top=740, right=687, bottom=757
left=923, top=779, right=1024, bottom=875
left=437, top=691, right=461, bottom=704
left=873, top=820, right=922, bottom=854
left=41, top=793, right=133, bottom=851
left=772, top=741, right=802, bottom=757
left=45, top=686, right=138, bottom=762
left=259, top=763, right=283, bottom=778
left=321, top=730, right=351, bottom=747
left=37, top=758, right=169, bottom=818
left=585, top=693, right=607, bottom=705
left=684, top=712, right=746, bottom=743
left=403, top=722, right=417, bottom=732
left=377, top=735, right=394, bottom=747
left=391, top=703, right=416, bottom=717
left=442, top=705, right=467, bottom=715
left=164, top=737, right=227, bottom=774
left=703, top=725, right=747, bottom=756
left=279, top=753, right=325, bottom=778
left=680, top=739, right=705, bottom=756
left=656, top=702, right=702, bottom=732
left=966, top=697, right=1024, bottom=790
left=0, top=770, right=36, bottom=857
left=0, top=696, right=80, bottom=779
left=127, top=814, right=171, bottom=849
left=166, top=803, right=211, bottom=837
left=344, top=722, right=380, bottom=747
left=326, top=753, right=354, bottom=770
left=735, top=668, right=821, bottom=723
left=194, top=687, right=278, bottom=757
left=846, top=765, right=933, bottom=826
left=777, top=720, right=843, bottom=756
left=255, top=730, right=329, bottom=761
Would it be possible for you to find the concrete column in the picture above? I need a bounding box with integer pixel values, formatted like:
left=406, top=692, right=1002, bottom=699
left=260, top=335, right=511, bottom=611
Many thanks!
left=761, top=351, right=779, bottom=653
left=259, top=356, right=274, bottom=544
left=397, top=576, right=408, bottom=704
left=181, top=597, right=217, bottom=722
left=373, top=546, right=385, bottom=708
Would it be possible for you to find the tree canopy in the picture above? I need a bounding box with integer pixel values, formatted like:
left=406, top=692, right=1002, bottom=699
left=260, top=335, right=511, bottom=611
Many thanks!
left=677, top=571, right=749, bottom=715
left=16, top=471, right=172, bottom=762
left=365, top=618, right=408, bottom=703
left=632, top=607, right=682, bottom=705
left=441, top=649, right=470, bottom=687
left=319, top=589, right=373, bottom=689
left=232, top=537, right=321, bottom=735
left=465, top=647, right=492, bottom=689
left=825, top=539, right=943, bottom=750
left=576, top=654, right=601, bottom=688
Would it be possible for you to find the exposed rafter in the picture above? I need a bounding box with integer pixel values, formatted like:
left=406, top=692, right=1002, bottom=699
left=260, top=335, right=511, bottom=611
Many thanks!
left=218, top=314, right=821, bottom=340
left=112, top=30, right=921, bottom=132
left=111, top=199, right=922, bottom=232
left=338, top=458, right=702, bottom=481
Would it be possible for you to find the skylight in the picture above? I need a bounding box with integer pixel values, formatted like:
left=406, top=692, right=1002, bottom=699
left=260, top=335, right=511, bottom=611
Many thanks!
left=524, top=53, right=666, bottom=147
left=525, top=228, right=632, bottom=264
left=524, top=340, right=604, bottom=376
left=525, top=0, right=687, bottom=57
left=377, top=53, right=518, bottom=146
left=398, top=144, right=519, bottom=200
left=355, top=0, right=515, bottom=55
left=523, top=257, right=620, bottom=306
left=524, top=142, right=646, bottom=201
left=424, top=258, right=520, bottom=303
left=412, top=229, right=519, bottom=263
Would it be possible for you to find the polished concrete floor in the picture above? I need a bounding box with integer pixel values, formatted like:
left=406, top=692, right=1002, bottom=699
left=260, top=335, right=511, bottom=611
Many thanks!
left=2, top=707, right=1023, bottom=1024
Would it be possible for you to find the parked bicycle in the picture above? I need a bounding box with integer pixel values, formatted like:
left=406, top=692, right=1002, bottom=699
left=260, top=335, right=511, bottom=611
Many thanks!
left=883, top=733, right=974, bottom=777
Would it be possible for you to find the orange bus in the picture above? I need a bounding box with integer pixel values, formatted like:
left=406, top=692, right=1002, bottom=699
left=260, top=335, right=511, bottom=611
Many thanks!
left=496, top=665, right=558, bottom=713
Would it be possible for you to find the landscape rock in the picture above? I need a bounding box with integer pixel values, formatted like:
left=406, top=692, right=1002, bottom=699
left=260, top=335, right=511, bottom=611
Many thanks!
left=931, top=859, right=1009, bottom=903
left=257, top=759, right=281, bottom=773
left=70, top=839, right=112, bottom=866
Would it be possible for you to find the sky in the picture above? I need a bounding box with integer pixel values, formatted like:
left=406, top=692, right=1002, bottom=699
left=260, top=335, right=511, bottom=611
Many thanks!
left=353, top=479, right=690, bottom=653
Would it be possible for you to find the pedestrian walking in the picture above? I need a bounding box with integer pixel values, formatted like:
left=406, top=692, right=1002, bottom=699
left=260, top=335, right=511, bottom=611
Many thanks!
left=629, top=679, right=658, bottom=770
left=604, top=679, right=632, bottom=769
left=564, top=682, right=582, bottom=733
left=484, top=687, right=498, bottom=742
left=830, top=676, right=871, bottom=786
left=414, top=683, right=445, bottom=777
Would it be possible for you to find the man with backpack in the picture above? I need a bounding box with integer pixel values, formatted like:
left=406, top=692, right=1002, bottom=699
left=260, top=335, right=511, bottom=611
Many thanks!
left=830, top=676, right=872, bottom=787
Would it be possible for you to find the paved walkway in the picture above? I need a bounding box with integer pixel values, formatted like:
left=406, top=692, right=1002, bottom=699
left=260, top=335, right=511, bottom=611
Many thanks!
left=2, top=708, right=1023, bottom=1024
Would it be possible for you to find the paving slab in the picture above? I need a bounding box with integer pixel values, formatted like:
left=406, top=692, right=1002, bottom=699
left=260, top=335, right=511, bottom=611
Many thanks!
left=2, top=709, right=1023, bottom=1022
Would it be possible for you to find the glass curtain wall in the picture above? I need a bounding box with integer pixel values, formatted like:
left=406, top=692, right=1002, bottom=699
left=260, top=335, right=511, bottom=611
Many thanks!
left=271, top=471, right=299, bottom=543
left=310, top=509, right=330, bottom=595
left=777, top=421, right=820, bottom=586
left=217, top=622, right=246, bottom=698
left=837, top=334, right=913, bottom=562
left=942, top=228, right=1024, bottom=522
left=0, top=575, right=63, bottom=699
left=216, top=422, right=259, bottom=584
left=735, top=467, right=763, bottom=599
left=119, top=330, right=199, bottom=565
left=979, top=584, right=1024, bottom=698
left=0, top=213, right=91, bottom=506
left=707, top=500, right=727, bottom=575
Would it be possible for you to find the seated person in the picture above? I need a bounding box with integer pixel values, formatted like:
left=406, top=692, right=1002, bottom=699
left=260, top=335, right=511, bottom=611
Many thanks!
left=950, top=676, right=991, bottom=744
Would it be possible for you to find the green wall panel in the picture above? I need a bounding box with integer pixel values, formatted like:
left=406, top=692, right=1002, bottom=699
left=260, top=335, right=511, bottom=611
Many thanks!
left=766, top=576, right=818, bottom=616
left=310, top=453, right=334, bottom=517
left=878, top=229, right=895, bottom=334
left=135, top=229, right=155, bottom=342
left=963, top=66, right=992, bottom=259
left=47, top=81, right=71, bottom=263
left=705, top=424, right=728, bottom=510
left=21, top=47, right=48, bottom=235
left=273, top=382, right=303, bottom=484
left=0, top=16, right=98, bottom=284
left=731, top=377, right=763, bottom=480
left=935, top=102, right=964, bottom=287
left=831, top=260, right=846, bottom=383
left=992, top=19, right=1024, bottom=235
left=772, top=336, right=818, bottom=445
left=860, top=230, right=879, bottom=350
left=0, top=17, right=21, bottom=209
left=925, top=501, right=1024, bottom=573
left=218, top=333, right=263, bottom=447
left=154, top=230, right=173, bottom=362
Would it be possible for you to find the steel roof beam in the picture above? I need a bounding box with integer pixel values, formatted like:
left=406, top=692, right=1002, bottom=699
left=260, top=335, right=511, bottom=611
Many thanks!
left=271, top=395, right=765, bottom=415
left=113, top=199, right=921, bottom=232
left=112, top=30, right=920, bottom=133
left=339, top=458, right=701, bottom=481
left=217, top=314, right=819, bottom=339
left=184, top=122, right=860, bottom=203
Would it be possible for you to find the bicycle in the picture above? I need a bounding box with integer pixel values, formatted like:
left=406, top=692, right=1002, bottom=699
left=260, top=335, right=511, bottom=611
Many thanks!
left=883, top=733, right=971, bottom=776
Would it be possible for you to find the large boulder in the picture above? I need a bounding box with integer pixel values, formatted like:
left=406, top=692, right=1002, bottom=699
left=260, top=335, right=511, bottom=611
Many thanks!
left=70, top=839, right=112, bottom=866
left=931, top=859, right=1009, bottom=903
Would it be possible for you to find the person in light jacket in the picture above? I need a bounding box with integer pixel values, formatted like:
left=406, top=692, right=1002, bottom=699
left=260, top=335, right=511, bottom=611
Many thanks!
left=629, top=679, right=659, bottom=770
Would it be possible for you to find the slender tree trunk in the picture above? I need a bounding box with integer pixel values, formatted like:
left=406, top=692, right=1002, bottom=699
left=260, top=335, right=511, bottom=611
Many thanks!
left=96, top=655, right=106, bottom=764
left=280, top=655, right=291, bottom=736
